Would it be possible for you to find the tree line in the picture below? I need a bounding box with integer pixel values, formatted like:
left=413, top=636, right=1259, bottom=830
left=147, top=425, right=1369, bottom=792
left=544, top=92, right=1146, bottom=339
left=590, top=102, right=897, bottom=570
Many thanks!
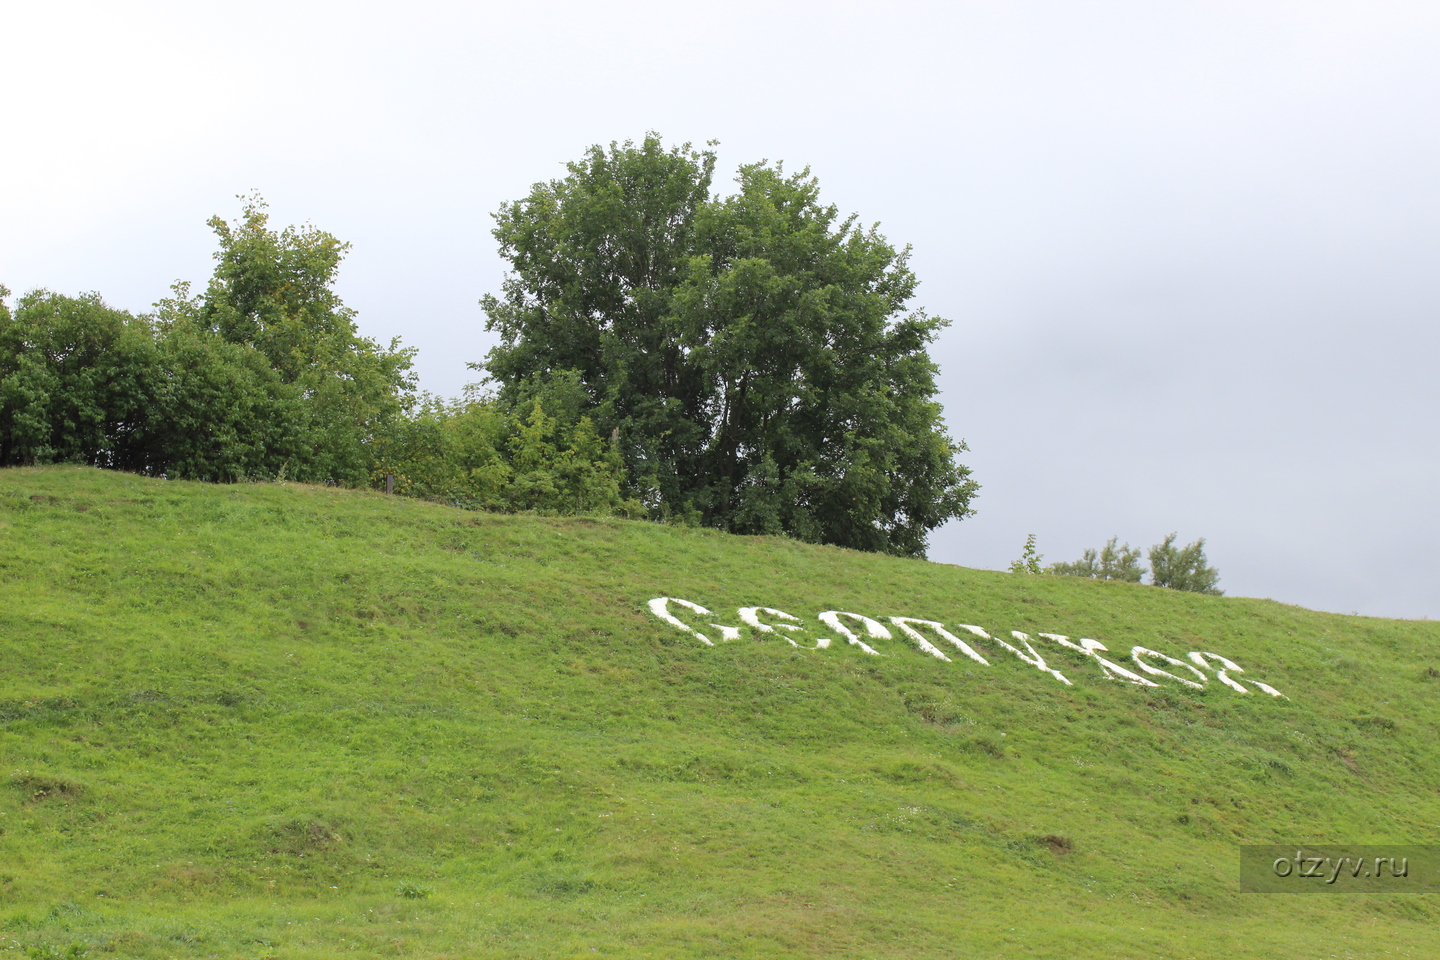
left=0, top=195, right=640, bottom=516
left=1, top=135, right=978, bottom=558
left=1, top=198, right=408, bottom=485
left=2, top=137, right=1232, bottom=588
left=1, top=137, right=1228, bottom=584
left=1012, top=533, right=1223, bottom=594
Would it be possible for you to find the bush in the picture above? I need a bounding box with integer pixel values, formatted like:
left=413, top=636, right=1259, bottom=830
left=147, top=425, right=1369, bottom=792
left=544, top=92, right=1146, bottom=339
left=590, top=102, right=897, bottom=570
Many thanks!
left=1147, top=532, right=1222, bottom=595
left=370, top=385, right=643, bottom=518
left=1047, top=537, right=1142, bottom=582
left=1009, top=534, right=1043, bottom=574
left=1048, top=533, right=1222, bottom=594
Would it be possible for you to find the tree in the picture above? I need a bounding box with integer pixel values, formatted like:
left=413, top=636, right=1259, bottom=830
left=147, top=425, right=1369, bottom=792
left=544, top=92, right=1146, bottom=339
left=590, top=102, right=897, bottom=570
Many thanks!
left=1, top=198, right=417, bottom=483
left=148, top=321, right=308, bottom=482
left=0, top=289, right=163, bottom=469
left=159, top=193, right=417, bottom=484
left=1049, top=532, right=1221, bottom=594
left=1047, top=536, right=1143, bottom=582
left=478, top=135, right=977, bottom=557
left=1148, top=533, right=1222, bottom=595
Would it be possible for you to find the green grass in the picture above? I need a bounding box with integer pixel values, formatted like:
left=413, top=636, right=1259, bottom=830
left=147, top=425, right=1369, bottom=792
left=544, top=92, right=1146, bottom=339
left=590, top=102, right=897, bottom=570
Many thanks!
left=1, top=465, right=1437, bottom=958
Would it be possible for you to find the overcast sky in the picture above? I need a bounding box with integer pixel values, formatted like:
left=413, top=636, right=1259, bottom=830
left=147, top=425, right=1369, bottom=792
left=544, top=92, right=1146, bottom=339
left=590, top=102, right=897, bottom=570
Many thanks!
left=4, top=1, right=1436, bottom=619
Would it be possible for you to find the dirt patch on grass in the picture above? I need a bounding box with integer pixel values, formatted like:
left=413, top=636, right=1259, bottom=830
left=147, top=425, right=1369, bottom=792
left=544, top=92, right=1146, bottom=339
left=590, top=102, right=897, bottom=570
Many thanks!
left=1037, top=834, right=1073, bottom=855
left=12, top=774, right=83, bottom=804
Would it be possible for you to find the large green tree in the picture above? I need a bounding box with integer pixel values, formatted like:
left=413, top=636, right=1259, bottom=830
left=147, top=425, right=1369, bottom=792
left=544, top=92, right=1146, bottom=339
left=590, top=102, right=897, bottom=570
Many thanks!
left=479, top=136, right=976, bottom=557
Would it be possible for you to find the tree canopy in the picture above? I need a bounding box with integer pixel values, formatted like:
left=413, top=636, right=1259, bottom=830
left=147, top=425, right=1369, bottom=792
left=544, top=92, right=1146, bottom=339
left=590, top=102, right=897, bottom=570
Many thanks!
left=1, top=196, right=641, bottom=516
left=0, top=286, right=160, bottom=470
left=1045, top=533, right=1222, bottom=595
left=158, top=194, right=418, bottom=483
left=1147, top=533, right=1222, bottom=595
left=1047, top=536, right=1144, bottom=582
left=1, top=196, right=416, bottom=484
left=478, top=135, right=977, bottom=557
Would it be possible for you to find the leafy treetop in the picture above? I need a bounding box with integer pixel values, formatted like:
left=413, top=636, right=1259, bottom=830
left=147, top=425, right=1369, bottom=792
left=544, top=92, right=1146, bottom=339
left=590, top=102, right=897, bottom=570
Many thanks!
left=1036, top=533, right=1222, bottom=595
left=478, top=135, right=977, bottom=558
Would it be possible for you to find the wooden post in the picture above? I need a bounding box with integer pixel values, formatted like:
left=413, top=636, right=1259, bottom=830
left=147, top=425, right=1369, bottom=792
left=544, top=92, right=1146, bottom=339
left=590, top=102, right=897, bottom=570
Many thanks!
left=385, top=473, right=394, bottom=495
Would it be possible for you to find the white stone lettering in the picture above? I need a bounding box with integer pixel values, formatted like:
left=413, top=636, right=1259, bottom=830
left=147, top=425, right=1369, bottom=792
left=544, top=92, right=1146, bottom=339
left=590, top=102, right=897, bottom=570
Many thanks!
left=991, top=629, right=1071, bottom=685
left=817, top=611, right=891, bottom=656
left=1130, top=647, right=1208, bottom=689
left=641, top=600, right=1286, bottom=701
left=888, top=618, right=990, bottom=665
left=738, top=606, right=828, bottom=649
left=1188, top=652, right=1287, bottom=698
left=646, top=597, right=741, bottom=646
left=1040, top=634, right=1159, bottom=687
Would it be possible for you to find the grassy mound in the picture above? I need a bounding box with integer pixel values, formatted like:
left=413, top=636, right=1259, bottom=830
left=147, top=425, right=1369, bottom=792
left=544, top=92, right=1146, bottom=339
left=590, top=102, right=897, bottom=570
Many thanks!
left=0, top=466, right=1436, bottom=958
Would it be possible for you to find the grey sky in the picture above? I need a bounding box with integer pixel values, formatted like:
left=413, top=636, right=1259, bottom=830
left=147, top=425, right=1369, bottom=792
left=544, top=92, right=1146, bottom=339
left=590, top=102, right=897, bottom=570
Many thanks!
left=4, top=1, right=1436, bottom=618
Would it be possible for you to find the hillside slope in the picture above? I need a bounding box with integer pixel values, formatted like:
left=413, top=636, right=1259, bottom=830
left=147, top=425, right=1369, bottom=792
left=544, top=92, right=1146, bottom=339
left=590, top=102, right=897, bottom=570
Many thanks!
left=0, top=466, right=1436, bottom=958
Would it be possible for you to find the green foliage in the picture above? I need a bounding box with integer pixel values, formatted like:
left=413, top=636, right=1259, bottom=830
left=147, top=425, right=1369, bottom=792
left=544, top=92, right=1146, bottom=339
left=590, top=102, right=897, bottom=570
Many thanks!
left=370, top=384, right=642, bottom=518
left=147, top=318, right=306, bottom=482
left=27, top=943, right=86, bottom=960
left=505, top=401, right=632, bottom=515
left=1, top=196, right=415, bottom=485
left=1009, top=533, right=1044, bottom=574
left=193, top=197, right=357, bottom=383
left=1149, top=531, right=1223, bottom=595
left=0, top=195, right=637, bottom=512
left=479, top=135, right=976, bottom=557
left=0, top=289, right=163, bottom=470
left=1050, top=533, right=1221, bottom=594
left=171, top=194, right=418, bottom=484
left=1047, top=536, right=1143, bottom=582
left=0, top=466, right=1437, bottom=958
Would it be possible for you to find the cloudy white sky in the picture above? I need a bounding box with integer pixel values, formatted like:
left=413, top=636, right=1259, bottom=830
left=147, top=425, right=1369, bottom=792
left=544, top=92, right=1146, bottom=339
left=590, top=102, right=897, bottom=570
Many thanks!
left=4, top=1, right=1436, bottom=619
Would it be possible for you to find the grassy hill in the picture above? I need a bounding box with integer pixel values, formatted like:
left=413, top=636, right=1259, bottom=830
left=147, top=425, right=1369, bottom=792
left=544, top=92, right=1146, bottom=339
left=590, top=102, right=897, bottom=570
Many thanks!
left=0, top=466, right=1436, bottom=959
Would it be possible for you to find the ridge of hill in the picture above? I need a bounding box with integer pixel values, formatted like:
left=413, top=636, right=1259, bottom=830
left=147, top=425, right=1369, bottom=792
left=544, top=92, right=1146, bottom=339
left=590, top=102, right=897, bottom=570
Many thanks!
left=0, top=466, right=1436, bottom=959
